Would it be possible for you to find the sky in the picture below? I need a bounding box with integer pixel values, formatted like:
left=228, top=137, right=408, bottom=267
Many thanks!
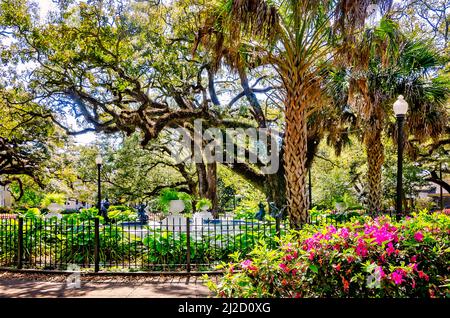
left=36, top=0, right=96, bottom=145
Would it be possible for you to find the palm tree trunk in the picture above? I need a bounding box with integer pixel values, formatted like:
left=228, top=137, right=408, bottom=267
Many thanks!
left=284, top=97, right=309, bottom=228
left=366, top=129, right=384, bottom=212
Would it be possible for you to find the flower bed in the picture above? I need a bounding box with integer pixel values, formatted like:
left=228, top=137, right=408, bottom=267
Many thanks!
left=205, top=212, right=450, bottom=298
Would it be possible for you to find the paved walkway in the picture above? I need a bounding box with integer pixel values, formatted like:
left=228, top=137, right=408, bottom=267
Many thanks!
left=0, top=272, right=214, bottom=298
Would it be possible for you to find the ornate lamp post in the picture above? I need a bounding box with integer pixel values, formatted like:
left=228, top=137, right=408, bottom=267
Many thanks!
left=95, top=154, right=103, bottom=220
left=393, top=95, right=408, bottom=221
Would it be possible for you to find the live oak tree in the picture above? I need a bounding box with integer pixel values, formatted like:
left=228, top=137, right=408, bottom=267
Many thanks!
left=0, top=0, right=228, bottom=209
left=391, top=0, right=450, bottom=50
left=0, top=0, right=285, bottom=212
left=0, top=92, right=61, bottom=200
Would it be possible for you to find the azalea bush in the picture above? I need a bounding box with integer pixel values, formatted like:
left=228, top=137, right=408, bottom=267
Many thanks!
left=205, top=211, right=450, bottom=298
left=107, top=205, right=138, bottom=222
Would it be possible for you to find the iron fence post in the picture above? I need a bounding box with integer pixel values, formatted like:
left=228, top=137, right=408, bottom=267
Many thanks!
left=17, top=217, right=23, bottom=269
left=186, top=217, right=191, bottom=273
left=94, top=218, right=100, bottom=272
left=275, top=216, right=281, bottom=240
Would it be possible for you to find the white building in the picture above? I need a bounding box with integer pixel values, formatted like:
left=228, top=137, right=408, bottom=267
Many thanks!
left=63, top=198, right=92, bottom=210
left=0, top=185, right=13, bottom=207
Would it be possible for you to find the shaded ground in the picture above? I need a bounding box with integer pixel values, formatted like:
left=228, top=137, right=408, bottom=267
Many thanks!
left=0, top=271, right=216, bottom=298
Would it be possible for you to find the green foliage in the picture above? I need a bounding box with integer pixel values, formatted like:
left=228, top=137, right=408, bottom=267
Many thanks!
left=55, top=221, right=138, bottom=266
left=142, top=225, right=279, bottom=267
left=157, top=188, right=192, bottom=214
left=311, top=141, right=364, bottom=210
left=41, top=193, right=66, bottom=208
left=206, top=211, right=450, bottom=298
left=382, top=142, right=430, bottom=207
left=107, top=205, right=137, bottom=222
left=9, top=183, right=43, bottom=208
left=18, top=208, right=41, bottom=219
left=195, top=198, right=212, bottom=210
left=234, top=198, right=267, bottom=219
left=62, top=208, right=100, bottom=222
left=218, top=166, right=266, bottom=214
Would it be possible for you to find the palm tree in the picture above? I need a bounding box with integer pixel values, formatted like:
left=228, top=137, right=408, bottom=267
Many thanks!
left=196, top=0, right=391, bottom=228
left=339, top=22, right=449, bottom=211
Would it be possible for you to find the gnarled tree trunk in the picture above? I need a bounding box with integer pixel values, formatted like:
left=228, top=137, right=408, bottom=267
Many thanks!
left=196, top=161, right=218, bottom=217
left=266, top=168, right=286, bottom=209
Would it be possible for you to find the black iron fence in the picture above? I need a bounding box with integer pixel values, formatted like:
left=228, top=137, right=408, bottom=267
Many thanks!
left=0, top=216, right=289, bottom=272
left=0, top=211, right=397, bottom=272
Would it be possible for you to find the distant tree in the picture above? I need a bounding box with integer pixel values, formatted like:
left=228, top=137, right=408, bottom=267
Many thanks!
left=0, top=92, right=61, bottom=199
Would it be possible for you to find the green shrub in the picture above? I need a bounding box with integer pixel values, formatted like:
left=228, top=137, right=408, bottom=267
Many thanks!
left=63, top=208, right=100, bottom=223
left=206, top=211, right=450, bottom=298
left=20, top=208, right=42, bottom=219
left=157, top=188, right=192, bottom=214
left=234, top=200, right=262, bottom=219
left=196, top=198, right=212, bottom=211
left=41, top=193, right=66, bottom=208
left=107, top=206, right=137, bottom=222
left=108, top=205, right=130, bottom=212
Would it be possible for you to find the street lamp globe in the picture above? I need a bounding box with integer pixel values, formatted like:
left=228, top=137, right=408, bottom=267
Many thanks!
left=393, top=95, right=408, bottom=116
left=95, top=155, right=103, bottom=165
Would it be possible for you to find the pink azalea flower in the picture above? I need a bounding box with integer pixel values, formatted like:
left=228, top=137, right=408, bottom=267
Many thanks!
left=327, top=225, right=337, bottom=234
left=414, top=231, right=424, bottom=242
left=241, top=260, right=257, bottom=271
left=408, top=263, right=418, bottom=271
left=241, top=260, right=252, bottom=268
left=391, top=270, right=404, bottom=285
left=279, top=263, right=289, bottom=273
left=356, top=241, right=368, bottom=257
left=308, top=252, right=315, bottom=261
left=340, top=228, right=349, bottom=239
left=283, top=254, right=294, bottom=261
left=411, top=255, right=417, bottom=262
left=376, top=266, right=385, bottom=278
left=418, top=271, right=429, bottom=281
left=386, top=242, right=396, bottom=256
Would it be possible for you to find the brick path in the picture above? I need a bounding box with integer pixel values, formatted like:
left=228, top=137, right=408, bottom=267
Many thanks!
left=0, top=271, right=215, bottom=298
